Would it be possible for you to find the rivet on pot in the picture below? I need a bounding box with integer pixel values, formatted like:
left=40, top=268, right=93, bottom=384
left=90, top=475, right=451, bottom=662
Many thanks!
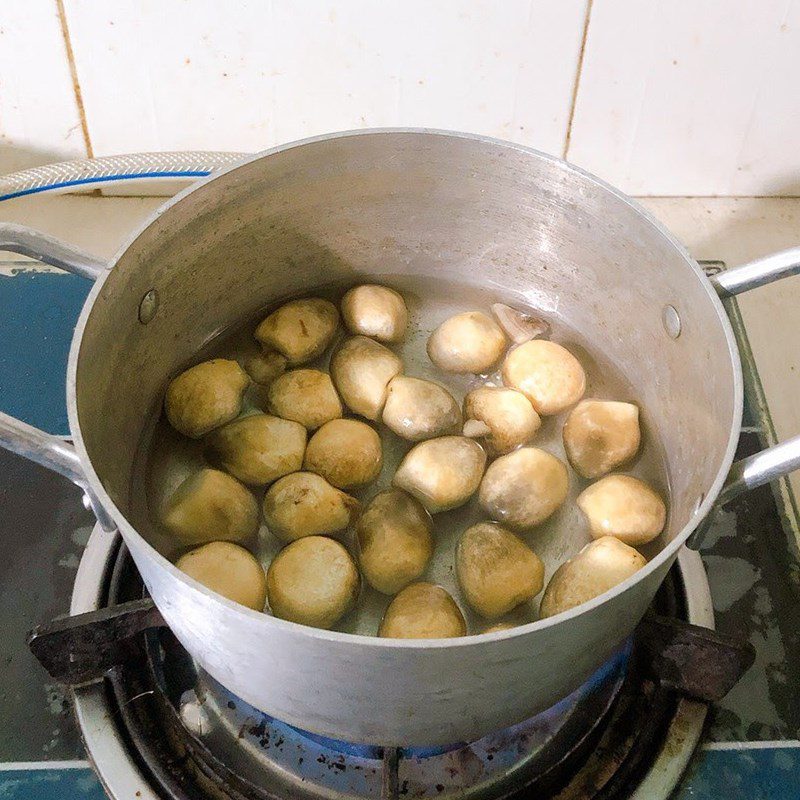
left=662, top=305, right=681, bottom=339
left=139, top=289, right=159, bottom=324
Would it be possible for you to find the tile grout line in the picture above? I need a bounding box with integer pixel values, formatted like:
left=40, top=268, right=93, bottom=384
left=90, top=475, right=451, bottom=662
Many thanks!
left=703, top=740, right=800, bottom=751
left=562, top=0, right=593, bottom=161
left=0, top=760, right=91, bottom=771
left=55, top=0, right=94, bottom=159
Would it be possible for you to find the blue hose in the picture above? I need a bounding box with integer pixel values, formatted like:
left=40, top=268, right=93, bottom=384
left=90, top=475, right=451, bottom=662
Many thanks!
left=0, top=171, right=211, bottom=202
left=0, top=152, right=245, bottom=203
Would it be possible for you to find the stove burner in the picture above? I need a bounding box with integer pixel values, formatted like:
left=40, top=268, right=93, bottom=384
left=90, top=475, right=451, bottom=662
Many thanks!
left=29, top=528, right=752, bottom=800
left=160, top=637, right=629, bottom=798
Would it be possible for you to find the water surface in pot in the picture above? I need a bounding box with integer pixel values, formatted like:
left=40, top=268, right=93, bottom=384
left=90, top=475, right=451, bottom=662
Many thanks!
left=130, top=274, right=670, bottom=636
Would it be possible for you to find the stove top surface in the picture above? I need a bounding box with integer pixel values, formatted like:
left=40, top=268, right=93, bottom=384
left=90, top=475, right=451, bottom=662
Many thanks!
left=1, top=264, right=799, bottom=799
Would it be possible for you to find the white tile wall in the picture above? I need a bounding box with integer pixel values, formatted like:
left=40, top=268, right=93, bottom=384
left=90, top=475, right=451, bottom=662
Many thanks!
left=568, top=0, right=800, bottom=196
left=0, top=0, right=88, bottom=173
left=62, top=0, right=586, bottom=158
left=1, top=1, right=798, bottom=196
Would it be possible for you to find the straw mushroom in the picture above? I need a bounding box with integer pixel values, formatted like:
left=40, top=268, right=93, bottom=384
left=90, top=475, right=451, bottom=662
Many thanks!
left=165, top=359, right=249, bottom=438
left=456, top=522, right=545, bottom=619
left=539, top=537, right=647, bottom=618
left=463, top=386, right=541, bottom=456
left=162, top=468, right=260, bottom=545
left=341, top=284, right=408, bottom=342
left=382, top=376, right=462, bottom=441
left=357, top=488, right=433, bottom=594
left=379, top=583, right=466, bottom=639
left=563, top=400, right=641, bottom=479
left=303, top=418, right=382, bottom=489
left=208, top=413, right=306, bottom=486
left=330, top=336, right=403, bottom=420
left=267, top=369, right=343, bottom=430
left=243, top=348, right=287, bottom=387
left=491, top=303, right=551, bottom=345
left=483, top=621, right=518, bottom=634
left=479, top=447, right=568, bottom=530
left=393, top=436, right=486, bottom=514
left=255, top=298, right=339, bottom=365
left=502, top=340, right=586, bottom=415
left=267, top=536, right=359, bottom=629
left=427, top=311, right=507, bottom=374
left=577, top=474, right=666, bottom=546
left=263, top=472, right=359, bottom=543
left=176, top=541, right=267, bottom=611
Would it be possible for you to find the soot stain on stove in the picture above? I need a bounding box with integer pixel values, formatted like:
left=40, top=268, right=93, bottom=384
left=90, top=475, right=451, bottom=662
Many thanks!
left=702, top=431, right=800, bottom=742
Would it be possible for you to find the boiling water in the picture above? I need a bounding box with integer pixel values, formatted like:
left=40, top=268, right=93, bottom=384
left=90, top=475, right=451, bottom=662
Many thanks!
left=135, top=275, right=669, bottom=637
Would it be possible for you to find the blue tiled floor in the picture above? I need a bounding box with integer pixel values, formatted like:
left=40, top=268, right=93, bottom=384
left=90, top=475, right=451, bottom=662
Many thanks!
left=676, top=746, right=800, bottom=799
left=0, top=767, right=105, bottom=800
left=0, top=269, right=91, bottom=435
left=3, top=748, right=799, bottom=799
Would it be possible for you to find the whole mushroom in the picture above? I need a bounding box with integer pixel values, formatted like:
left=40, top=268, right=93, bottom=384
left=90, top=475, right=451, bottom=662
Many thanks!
left=176, top=541, right=267, bottom=611
left=479, top=447, right=569, bottom=530
left=427, top=311, right=507, bottom=374
left=357, top=488, right=433, bottom=594
left=304, top=418, right=383, bottom=489
left=456, top=522, right=544, bottom=619
left=165, top=359, right=249, bottom=438
left=379, top=582, right=466, bottom=639
left=267, top=369, right=343, bottom=430
left=330, top=336, right=403, bottom=420
left=382, top=376, right=462, bottom=441
left=463, top=386, right=541, bottom=456
left=393, top=436, right=486, bottom=514
left=267, top=536, right=360, bottom=629
left=341, top=284, right=408, bottom=342
left=255, top=298, right=339, bottom=365
left=208, top=413, right=306, bottom=486
left=502, top=340, right=586, bottom=415
left=539, top=537, right=647, bottom=618
left=563, top=399, right=641, bottom=479
left=577, top=474, right=666, bottom=546
left=162, top=468, right=259, bottom=545
left=263, top=472, right=359, bottom=543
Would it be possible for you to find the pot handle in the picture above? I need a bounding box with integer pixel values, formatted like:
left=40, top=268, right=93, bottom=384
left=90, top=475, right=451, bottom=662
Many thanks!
left=0, top=223, right=114, bottom=530
left=689, top=249, right=800, bottom=542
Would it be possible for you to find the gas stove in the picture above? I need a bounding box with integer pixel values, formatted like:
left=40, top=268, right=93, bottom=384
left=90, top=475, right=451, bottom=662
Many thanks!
left=58, top=522, right=726, bottom=800
left=1, top=261, right=799, bottom=799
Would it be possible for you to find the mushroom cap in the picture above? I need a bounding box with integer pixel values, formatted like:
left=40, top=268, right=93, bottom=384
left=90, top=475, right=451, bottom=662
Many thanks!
left=165, top=359, right=250, bottom=438
left=478, top=447, right=569, bottom=529
left=539, top=536, right=647, bottom=618
left=177, top=541, right=267, bottom=611
left=577, top=474, right=666, bottom=545
left=427, top=311, right=507, bottom=374
left=502, top=340, right=586, bottom=415
left=341, top=284, right=408, bottom=342
left=266, top=536, right=360, bottom=629
left=393, top=436, right=486, bottom=513
left=379, top=582, right=466, bottom=639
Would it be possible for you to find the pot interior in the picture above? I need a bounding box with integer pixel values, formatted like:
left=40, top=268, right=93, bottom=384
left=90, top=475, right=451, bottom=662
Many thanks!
left=74, top=131, right=738, bottom=621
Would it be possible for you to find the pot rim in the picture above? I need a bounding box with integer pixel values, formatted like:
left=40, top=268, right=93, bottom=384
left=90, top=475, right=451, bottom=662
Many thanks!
left=66, top=127, right=743, bottom=649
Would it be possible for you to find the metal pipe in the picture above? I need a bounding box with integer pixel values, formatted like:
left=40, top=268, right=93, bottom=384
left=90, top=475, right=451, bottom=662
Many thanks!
left=0, top=412, right=84, bottom=484
left=710, top=247, right=800, bottom=298
left=0, top=223, right=107, bottom=280
left=717, top=434, right=800, bottom=505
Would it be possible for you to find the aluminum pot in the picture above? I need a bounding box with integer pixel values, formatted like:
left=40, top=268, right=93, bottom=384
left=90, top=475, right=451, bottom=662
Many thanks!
left=2, top=130, right=799, bottom=746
